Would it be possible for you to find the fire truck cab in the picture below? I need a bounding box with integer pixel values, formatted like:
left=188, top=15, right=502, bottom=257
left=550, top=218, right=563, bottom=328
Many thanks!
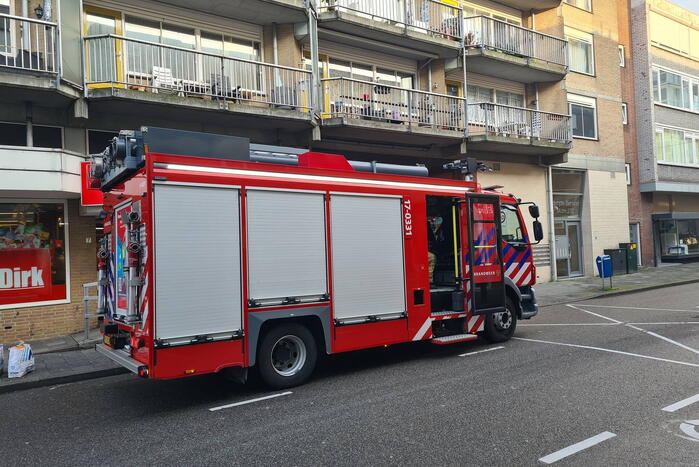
left=91, top=127, right=542, bottom=388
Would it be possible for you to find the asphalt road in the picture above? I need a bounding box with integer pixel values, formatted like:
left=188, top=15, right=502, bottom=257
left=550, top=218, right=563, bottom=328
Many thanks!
left=3, top=283, right=699, bottom=466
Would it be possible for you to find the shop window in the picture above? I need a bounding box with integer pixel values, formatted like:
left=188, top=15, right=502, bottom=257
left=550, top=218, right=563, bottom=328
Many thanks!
left=658, top=220, right=699, bottom=257
left=0, top=202, right=68, bottom=307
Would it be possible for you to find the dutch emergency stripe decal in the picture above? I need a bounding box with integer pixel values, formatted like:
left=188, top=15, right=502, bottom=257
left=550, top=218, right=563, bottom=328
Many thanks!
left=412, top=317, right=433, bottom=341
left=139, top=224, right=149, bottom=330
left=503, top=242, right=534, bottom=286
left=106, top=251, right=115, bottom=318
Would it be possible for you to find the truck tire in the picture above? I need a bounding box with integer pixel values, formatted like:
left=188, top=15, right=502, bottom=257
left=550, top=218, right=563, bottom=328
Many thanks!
left=257, top=322, right=318, bottom=389
left=483, top=296, right=517, bottom=343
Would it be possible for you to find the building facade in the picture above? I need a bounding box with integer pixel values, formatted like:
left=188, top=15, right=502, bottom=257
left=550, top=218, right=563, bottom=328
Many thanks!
left=630, top=0, right=699, bottom=265
left=1, top=0, right=632, bottom=344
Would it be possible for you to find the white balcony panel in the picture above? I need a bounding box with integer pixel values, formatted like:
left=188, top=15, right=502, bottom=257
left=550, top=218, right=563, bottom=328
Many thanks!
left=0, top=147, right=83, bottom=195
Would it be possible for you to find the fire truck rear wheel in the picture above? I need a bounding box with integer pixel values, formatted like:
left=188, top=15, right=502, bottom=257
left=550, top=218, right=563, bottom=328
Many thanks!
left=257, top=322, right=318, bottom=389
left=483, top=296, right=517, bottom=343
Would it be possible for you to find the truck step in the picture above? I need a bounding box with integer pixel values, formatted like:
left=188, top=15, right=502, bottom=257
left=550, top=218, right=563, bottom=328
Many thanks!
left=431, top=311, right=468, bottom=320
left=430, top=333, right=478, bottom=345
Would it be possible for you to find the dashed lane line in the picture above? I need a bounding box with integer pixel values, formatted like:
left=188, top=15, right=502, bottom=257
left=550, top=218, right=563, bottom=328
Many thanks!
left=625, top=324, right=699, bottom=356
left=662, top=393, right=699, bottom=413
left=566, top=304, right=623, bottom=324
left=513, top=337, right=699, bottom=368
left=539, top=431, right=617, bottom=464
left=458, top=346, right=504, bottom=357
left=577, top=304, right=699, bottom=313
left=209, top=391, right=293, bottom=412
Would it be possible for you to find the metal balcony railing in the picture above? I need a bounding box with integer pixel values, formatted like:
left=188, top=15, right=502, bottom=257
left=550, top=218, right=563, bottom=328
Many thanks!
left=320, top=0, right=463, bottom=40
left=322, top=77, right=467, bottom=131
left=464, top=16, right=568, bottom=67
left=467, top=102, right=571, bottom=143
left=0, top=13, right=58, bottom=73
left=84, top=34, right=313, bottom=111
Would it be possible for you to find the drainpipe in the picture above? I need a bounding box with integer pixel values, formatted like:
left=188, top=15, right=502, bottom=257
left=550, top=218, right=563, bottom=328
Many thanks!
left=26, top=102, right=33, bottom=147
left=307, top=2, right=321, bottom=115
left=21, top=0, right=30, bottom=50
left=462, top=23, right=468, bottom=138
left=272, top=22, right=279, bottom=65
left=546, top=163, right=557, bottom=281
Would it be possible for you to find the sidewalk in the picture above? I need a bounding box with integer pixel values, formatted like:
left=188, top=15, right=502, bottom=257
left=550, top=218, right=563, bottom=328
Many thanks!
left=2, top=262, right=698, bottom=393
left=535, top=262, right=699, bottom=306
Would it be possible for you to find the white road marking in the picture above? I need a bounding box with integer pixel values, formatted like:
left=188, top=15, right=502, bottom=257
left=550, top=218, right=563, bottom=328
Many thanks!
left=513, top=337, right=699, bottom=368
left=662, top=394, right=699, bottom=413
left=539, top=431, right=617, bottom=464
left=625, top=324, right=699, bottom=356
left=579, top=304, right=698, bottom=312
left=626, top=322, right=699, bottom=325
left=518, top=323, right=620, bottom=327
left=566, top=304, right=622, bottom=324
left=679, top=420, right=699, bottom=441
left=458, top=346, right=504, bottom=357
left=209, top=391, right=293, bottom=412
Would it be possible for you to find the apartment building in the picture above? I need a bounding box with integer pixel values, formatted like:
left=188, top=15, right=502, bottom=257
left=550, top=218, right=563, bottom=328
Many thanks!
left=1, top=0, right=632, bottom=343
left=630, top=0, right=699, bottom=265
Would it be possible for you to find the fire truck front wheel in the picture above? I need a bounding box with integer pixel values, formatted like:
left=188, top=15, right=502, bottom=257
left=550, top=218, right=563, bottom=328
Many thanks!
left=257, top=322, right=318, bottom=389
left=483, top=296, right=517, bottom=343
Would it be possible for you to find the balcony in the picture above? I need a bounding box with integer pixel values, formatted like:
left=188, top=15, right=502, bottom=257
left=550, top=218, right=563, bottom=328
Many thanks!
left=83, top=34, right=314, bottom=133
left=150, top=0, right=308, bottom=25
left=463, top=16, right=568, bottom=83
left=466, top=102, right=571, bottom=162
left=0, top=14, right=79, bottom=103
left=318, top=0, right=463, bottom=59
left=317, top=77, right=466, bottom=158
left=494, top=0, right=561, bottom=10
left=0, top=146, right=83, bottom=197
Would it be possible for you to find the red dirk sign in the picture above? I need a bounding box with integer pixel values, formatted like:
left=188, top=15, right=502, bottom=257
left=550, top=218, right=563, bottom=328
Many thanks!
left=0, top=249, right=52, bottom=304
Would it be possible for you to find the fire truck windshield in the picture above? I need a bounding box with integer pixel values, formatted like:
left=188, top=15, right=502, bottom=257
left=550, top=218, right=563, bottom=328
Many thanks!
left=501, top=204, right=525, bottom=244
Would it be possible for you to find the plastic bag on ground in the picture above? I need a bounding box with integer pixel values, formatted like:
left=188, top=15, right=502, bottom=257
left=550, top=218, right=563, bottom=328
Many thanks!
left=8, top=343, right=34, bottom=378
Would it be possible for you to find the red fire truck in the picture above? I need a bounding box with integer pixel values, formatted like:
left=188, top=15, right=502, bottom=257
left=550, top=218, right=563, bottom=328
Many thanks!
left=91, top=127, right=543, bottom=388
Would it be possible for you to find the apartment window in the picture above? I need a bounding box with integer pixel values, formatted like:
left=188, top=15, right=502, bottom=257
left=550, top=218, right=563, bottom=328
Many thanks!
left=564, top=0, right=591, bottom=12
left=655, top=126, right=699, bottom=165
left=568, top=94, right=597, bottom=139
left=462, top=5, right=521, bottom=25
left=565, top=28, right=594, bottom=75
left=88, top=130, right=119, bottom=154
left=652, top=68, right=699, bottom=112
left=618, top=45, right=625, bottom=67
left=621, top=103, right=628, bottom=125
left=496, top=90, right=524, bottom=108
left=324, top=56, right=414, bottom=90
left=0, top=0, right=13, bottom=56
left=0, top=122, right=62, bottom=148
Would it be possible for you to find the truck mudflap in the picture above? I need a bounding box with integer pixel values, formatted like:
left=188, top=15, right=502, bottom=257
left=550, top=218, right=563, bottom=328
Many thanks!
left=95, top=344, right=147, bottom=376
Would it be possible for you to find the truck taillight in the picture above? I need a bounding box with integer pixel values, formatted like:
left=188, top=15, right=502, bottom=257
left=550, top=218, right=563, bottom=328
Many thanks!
left=138, top=367, right=148, bottom=377
left=130, top=336, right=144, bottom=349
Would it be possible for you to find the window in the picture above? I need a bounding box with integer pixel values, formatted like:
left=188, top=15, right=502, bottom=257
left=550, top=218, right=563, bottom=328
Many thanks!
left=319, top=53, right=414, bottom=89
left=496, top=90, right=524, bottom=108
left=0, top=202, right=68, bottom=308
left=88, top=130, right=119, bottom=154
left=649, top=11, right=696, bottom=59
left=501, top=204, right=525, bottom=243
left=655, top=126, right=699, bottom=165
left=0, top=0, right=14, bottom=56
left=462, top=4, right=521, bottom=25
left=568, top=94, right=597, bottom=139
left=625, top=163, right=631, bottom=185
left=565, top=28, right=594, bottom=75
left=0, top=122, right=62, bottom=148
left=564, top=0, right=591, bottom=12
left=621, top=103, right=628, bottom=125
left=618, top=45, right=625, bottom=67
left=652, top=67, right=699, bottom=112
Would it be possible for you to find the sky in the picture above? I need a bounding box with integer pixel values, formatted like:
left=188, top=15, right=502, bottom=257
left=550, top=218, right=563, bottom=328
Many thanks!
left=670, top=0, right=699, bottom=14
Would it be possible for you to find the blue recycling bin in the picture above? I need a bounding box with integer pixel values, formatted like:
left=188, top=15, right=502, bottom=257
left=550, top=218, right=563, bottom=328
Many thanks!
left=596, top=255, right=613, bottom=278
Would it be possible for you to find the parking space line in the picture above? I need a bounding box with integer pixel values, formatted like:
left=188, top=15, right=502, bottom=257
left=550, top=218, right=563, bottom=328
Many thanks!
left=458, top=346, right=504, bottom=357
left=627, top=322, right=699, bottom=325
left=513, top=337, right=699, bottom=368
left=539, top=431, right=616, bottom=464
left=209, top=391, right=293, bottom=412
left=580, top=304, right=698, bottom=312
left=662, top=393, right=699, bottom=413
left=566, top=304, right=622, bottom=324
left=625, top=324, right=699, bottom=356
left=518, top=323, right=620, bottom=327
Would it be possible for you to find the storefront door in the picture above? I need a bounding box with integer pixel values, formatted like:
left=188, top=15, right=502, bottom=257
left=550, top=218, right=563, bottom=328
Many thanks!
left=555, top=220, right=583, bottom=278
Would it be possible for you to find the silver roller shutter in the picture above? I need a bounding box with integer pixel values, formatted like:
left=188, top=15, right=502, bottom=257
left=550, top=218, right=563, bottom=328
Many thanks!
left=154, top=184, right=242, bottom=343
left=330, top=194, right=406, bottom=321
left=246, top=189, right=328, bottom=305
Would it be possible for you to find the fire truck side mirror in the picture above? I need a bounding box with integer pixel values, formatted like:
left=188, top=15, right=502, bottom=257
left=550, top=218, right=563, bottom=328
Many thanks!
left=532, top=220, right=544, bottom=242
left=528, top=204, right=540, bottom=219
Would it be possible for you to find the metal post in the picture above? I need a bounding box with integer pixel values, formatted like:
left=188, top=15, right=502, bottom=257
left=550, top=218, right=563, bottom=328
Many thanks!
left=307, top=1, right=321, bottom=115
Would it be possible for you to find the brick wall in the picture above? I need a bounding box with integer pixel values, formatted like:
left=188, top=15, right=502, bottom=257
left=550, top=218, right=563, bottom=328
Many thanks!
left=1, top=200, right=97, bottom=345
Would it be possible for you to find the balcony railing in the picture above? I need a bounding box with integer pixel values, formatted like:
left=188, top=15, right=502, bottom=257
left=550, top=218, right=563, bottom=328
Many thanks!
left=322, top=77, right=467, bottom=131
left=0, top=13, right=57, bottom=73
left=464, top=16, right=568, bottom=67
left=84, top=34, right=313, bottom=111
left=467, top=102, right=571, bottom=143
left=320, top=0, right=462, bottom=41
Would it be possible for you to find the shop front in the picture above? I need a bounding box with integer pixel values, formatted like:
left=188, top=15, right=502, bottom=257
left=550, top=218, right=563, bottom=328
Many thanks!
left=654, top=214, right=699, bottom=261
